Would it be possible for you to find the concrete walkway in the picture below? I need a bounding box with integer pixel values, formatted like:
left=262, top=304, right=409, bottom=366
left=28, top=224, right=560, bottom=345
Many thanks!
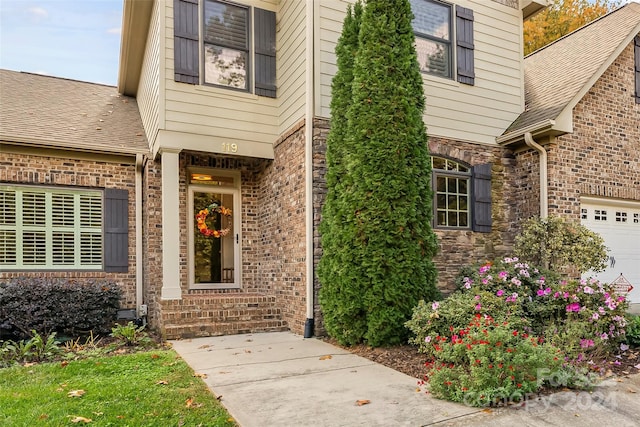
left=170, top=332, right=640, bottom=427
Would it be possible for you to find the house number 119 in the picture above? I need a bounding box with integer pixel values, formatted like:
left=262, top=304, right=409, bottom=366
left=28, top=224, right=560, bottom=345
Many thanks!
left=222, top=143, right=238, bottom=153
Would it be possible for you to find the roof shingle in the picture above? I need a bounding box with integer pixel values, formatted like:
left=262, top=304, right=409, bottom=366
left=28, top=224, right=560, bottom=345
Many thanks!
left=0, top=70, right=148, bottom=155
left=505, top=2, right=640, bottom=134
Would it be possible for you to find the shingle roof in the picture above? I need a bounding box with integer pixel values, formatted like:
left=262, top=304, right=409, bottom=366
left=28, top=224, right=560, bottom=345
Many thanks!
left=0, top=70, right=149, bottom=155
left=504, top=2, right=640, bottom=135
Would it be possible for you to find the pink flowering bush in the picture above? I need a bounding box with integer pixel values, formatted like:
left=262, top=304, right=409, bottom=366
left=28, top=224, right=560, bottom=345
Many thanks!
left=406, top=256, right=630, bottom=404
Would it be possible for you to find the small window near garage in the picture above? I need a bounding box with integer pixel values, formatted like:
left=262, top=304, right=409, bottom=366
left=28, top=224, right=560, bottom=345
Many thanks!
left=594, top=210, right=607, bottom=221
left=432, top=157, right=470, bottom=228
left=616, top=212, right=628, bottom=223
left=581, top=208, right=588, bottom=220
left=634, top=213, right=639, bottom=224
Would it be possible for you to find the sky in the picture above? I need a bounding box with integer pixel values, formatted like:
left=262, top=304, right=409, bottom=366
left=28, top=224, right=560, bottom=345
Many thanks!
left=0, top=0, right=637, bottom=87
left=0, top=0, right=123, bottom=86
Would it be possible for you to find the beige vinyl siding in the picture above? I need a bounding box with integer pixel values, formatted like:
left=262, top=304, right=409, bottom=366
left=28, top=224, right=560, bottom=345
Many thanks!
left=317, top=0, right=525, bottom=145
left=277, top=0, right=307, bottom=134
left=317, top=0, right=352, bottom=118
left=136, top=0, right=161, bottom=150
left=160, top=0, right=279, bottom=158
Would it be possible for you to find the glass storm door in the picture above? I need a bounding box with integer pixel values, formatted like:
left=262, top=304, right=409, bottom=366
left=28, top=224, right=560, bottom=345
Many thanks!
left=190, top=186, right=239, bottom=288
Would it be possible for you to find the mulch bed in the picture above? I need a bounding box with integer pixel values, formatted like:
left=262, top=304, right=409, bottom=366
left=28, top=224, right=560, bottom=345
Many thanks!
left=326, top=338, right=640, bottom=382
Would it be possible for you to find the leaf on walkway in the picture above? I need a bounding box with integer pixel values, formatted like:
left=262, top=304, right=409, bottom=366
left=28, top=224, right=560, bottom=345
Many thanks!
left=198, top=344, right=211, bottom=349
left=193, top=373, right=208, bottom=379
left=319, top=355, right=332, bottom=361
left=156, top=380, right=169, bottom=385
left=482, top=409, right=493, bottom=414
left=627, top=388, right=637, bottom=394
left=67, top=390, right=86, bottom=398
left=69, top=416, right=92, bottom=423
left=355, top=399, right=370, bottom=406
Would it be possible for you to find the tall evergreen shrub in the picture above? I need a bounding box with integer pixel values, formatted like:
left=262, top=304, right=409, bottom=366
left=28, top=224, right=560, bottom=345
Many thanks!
left=318, top=2, right=366, bottom=345
left=319, top=0, right=439, bottom=347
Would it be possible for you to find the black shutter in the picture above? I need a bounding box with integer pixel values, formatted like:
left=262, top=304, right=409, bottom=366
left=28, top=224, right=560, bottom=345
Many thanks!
left=254, top=8, right=276, bottom=98
left=174, top=0, right=199, bottom=84
left=472, top=164, right=491, bottom=233
left=456, top=6, right=475, bottom=86
left=635, top=36, right=640, bottom=104
left=104, top=189, right=129, bottom=273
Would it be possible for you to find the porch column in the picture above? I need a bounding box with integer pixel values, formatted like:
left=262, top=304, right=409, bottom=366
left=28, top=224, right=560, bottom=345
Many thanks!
left=161, top=149, right=182, bottom=300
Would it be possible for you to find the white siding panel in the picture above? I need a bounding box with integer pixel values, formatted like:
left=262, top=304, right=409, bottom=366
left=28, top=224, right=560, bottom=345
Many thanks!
left=277, top=0, right=307, bottom=134
left=137, top=0, right=161, bottom=148
left=160, top=0, right=280, bottom=157
left=316, top=0, right=525, bottom=145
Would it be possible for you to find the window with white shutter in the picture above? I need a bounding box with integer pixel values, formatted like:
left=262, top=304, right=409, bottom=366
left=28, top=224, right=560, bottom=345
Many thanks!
left=0, top=185, right=107, bottom=270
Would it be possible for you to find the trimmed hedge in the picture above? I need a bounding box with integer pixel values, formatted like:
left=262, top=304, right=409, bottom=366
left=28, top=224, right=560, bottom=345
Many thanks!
left=0, top=278, right=121, bottom=339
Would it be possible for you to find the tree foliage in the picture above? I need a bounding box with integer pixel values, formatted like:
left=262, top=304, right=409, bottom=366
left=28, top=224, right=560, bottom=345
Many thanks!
left=523, top=0, right=620, bottom=56
left=318, top=0, right=439, bottom=347
left=514, top=216, right=608, bottom=273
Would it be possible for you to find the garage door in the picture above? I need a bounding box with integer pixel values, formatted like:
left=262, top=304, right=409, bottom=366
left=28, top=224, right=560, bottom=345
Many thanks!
left=581, top=197, right=640, bottom=304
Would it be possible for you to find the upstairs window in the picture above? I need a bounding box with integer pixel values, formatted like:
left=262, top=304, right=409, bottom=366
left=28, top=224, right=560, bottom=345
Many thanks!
left=431, top=157, right=491, bottom=231
left=174, top=0, right=276, bottom=97
left=203, top=0, right=249, bottom=90
left=410, top=0, right=475, bottom=85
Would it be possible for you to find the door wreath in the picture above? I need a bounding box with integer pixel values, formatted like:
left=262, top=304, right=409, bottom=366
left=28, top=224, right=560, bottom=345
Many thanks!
left=195, top=202, right=232, bottom=238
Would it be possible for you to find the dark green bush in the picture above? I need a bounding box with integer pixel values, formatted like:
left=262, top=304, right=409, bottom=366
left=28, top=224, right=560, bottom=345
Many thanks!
left=625, top=315, right=640, bottom=348
left=0, top=278, right=121, bottom=339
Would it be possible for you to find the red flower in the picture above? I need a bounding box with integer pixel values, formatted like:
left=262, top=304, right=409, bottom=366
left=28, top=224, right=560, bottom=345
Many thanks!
left=512, top=331, right=518, bottom=336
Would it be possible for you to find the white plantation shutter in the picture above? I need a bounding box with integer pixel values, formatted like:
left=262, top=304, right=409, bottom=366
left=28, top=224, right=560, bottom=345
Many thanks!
left=52, top=193, right=75, bottom=227
left=80, top=193, right=103, bottom=265
left=0, top=185, right=104, bottom=270
left=22, top=192, right=45, bottom=226
left=0, top=189, right=17, bottom=265
left=22, top=231, right=46, bottom=265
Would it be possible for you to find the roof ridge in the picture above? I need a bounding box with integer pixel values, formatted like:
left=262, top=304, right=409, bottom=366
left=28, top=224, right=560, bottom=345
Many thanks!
left=0, top=68, right=115, bottom=88
left=525, top=2, right=639, bottom=59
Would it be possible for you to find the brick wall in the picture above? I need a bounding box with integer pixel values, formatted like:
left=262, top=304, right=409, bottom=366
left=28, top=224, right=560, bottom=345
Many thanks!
left=145, top=120, right=308, bottom=336
left=141, top=156, right=163, bottom=330
left=549, top=41, right=640, bottom=216
left=428, top=138, right=518, bottom=292
left=0, top=151, right=139, bottom=308
left=311, top=121, right=520, bottom=330
left=255, top=120, right=307, bottom=334
left=514, top=40, right=640, bottom=224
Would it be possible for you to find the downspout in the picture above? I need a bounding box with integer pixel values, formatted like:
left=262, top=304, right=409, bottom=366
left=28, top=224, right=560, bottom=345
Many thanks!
left=135, top=154, right=145, bottom=322
left=524, top=132, right=548, bottom=218
left=303, top=0, right=315, bottom=338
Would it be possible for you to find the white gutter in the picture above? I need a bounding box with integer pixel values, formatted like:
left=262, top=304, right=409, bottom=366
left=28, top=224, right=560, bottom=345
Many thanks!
left=524, top=132, right=548, bottom=218
left=135, top=154, right=145, bottom=317
left=304, top=0, right=315, bottom=338
left=496, top=119, right=556, bottom=145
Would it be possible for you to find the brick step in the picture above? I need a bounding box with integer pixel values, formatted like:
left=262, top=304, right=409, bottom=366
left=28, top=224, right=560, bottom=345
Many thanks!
left=160, top=293, right=288, bottom=339
left=164, top=321, right=288, bottom=340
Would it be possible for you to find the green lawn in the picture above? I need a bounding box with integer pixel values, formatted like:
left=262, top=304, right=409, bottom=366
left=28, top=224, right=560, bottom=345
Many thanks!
left=0, top=349, right=236, bottom=426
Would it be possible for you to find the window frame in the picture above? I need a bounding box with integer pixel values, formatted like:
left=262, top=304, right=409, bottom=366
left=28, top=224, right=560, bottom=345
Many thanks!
left=202, top=0, right=251, bottom=92
left=431, top=157, right=471, bottom=230
left=187, top=168, right=242, bottom=290
left=411, top=0, right=454, bottom=80
left=0, top=185, right=104, bottom=271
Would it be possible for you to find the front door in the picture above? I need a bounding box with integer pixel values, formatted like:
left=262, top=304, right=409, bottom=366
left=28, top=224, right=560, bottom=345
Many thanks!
left=188, top=170, right=240, bottom=289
